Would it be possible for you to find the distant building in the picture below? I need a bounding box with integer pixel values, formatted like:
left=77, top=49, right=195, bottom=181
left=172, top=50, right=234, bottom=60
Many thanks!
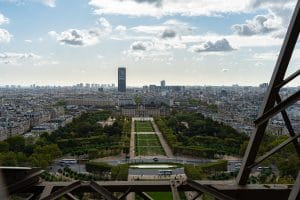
left=259, top=83, right=269, bottom=92
left=118, top=67, right=126, bottom=92
left=161, top=80, right=166, bottom=87
left=121, top=105, right=168, bottom=117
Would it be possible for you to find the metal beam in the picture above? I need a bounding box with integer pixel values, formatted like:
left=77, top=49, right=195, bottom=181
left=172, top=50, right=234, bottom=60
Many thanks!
left=136, top=192, right=153, bottom=200
left=191, top=192, right=203, bottom=200
left=187, top=180, right=236, bottom=200
left=3, top=168, right=43, bottom=195
left=254, top=91, right=300, bottom=126
left=40, top=181, right=81, bottom=200
left=275, top=69, right=300, bottom=89
left=89, top=181, right=118, bottom=200
left=66, top=193, right=79, bottom=200
left=248, top=135, right=300, bottom=169
left=288, top=172, right=300, bottom=200
left=170, top=181, right=180, bottom=200
left=23, top=181, right=293, bottom=200
left=236, top=0, right=300, bottom=185
left=118, top=187, right=131, bottom=200
left=276, top=94, right=300, bottom=156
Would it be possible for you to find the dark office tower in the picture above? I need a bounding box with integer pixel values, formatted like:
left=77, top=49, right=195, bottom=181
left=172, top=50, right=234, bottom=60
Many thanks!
left=161, top=80, right=166, bottom=87
left=118, top=67, right=126, bottom=92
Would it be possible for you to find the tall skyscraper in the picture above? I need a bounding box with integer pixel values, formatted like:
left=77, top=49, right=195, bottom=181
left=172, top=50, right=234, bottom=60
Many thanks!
left=161, top=80, right=166, bottom=87
left=118, top=67, right=126, bottom=92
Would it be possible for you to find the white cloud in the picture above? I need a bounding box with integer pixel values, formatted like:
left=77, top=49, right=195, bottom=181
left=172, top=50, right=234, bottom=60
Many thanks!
left=89, top=0, right=252, bottom=17
left=115, top=25, right=127, bottom=32
left=232, top=14, right=283, bottom=36
left=97, top=54, right=103, bottom=59
left=161, top=29, right=177, bottom=39
left=131, top=25, right=165, bottom=34
left=131, top=41, right=153, bottom=51
left=41, top=0, right=56, bottom=7
left=131, top=19, right=191, bottom=42
left=49, top=17, right=112, bottom=47
left=182, top=34, right=283, bottom=48
left=25, top=39, right=33, bottom=43
left=2, top=0, right=57, bottom=7
left=248, top=0, right=295, bottom=10
left=0, top=28, right=12, bottom=43
left=49, top=28, right=103, bottom=47
left=189, top=38, right=235, bottom=53
left=125, top=38, right=180, bottom=61
left=253, top=52, right=278, bottom=61
left=0, top=52, right=41, bottom=65
left=98, top=17, right=112, bottom=33
left=222, top=68, right=229, bottom=72
left=33, top=59, right=60, bottom=66
left=253, top=49, right=300, bottom=61
left=0, top=13, right=9, bottom=25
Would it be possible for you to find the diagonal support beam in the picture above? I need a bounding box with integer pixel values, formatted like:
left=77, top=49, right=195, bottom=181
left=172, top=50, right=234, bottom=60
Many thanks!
left=248, top=135, right=300, bottom=169
left=66, top=193, right=80, bottom=200
left=118, top=187, right=132, bottom=200
left=191, top=192, right=203, bottom=200
left=170, top=181, right=180, bottom=200
left=41, top=181, right=81, bottom=200
left=90, top=181, right=118, bottom=200
left=237, top=0, right=300, bottom=185
left=3, top=168, right=43, bottom=195
left=187, top=180, right=236, bottom=200
left=136, top=192, right=153, bottom=200
left=276, top=94, right=300, bottom=156
left=288, top=172, right=300, bottom=200
left=275, top=69, right=300, bottom=89
left=254, top=90, right=300, bottom=126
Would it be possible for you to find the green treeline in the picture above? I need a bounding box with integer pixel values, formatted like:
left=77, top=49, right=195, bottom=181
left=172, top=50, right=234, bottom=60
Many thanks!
left=41, top=111, right=128, bottom=158
left=86, top=161, right=129, bottom=180
left=0, top=110, right=129, bottom=168
left=155, top=112, right=248, bottom=158
left=184, top=160, right=228, bottom=180
left=0, top=136, right=62, bottom=168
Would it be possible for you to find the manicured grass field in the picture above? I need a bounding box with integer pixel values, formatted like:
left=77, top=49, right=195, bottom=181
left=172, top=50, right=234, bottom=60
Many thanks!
left=136, top=192, right=186, bottom=200
left=147, top=192, right=173, bottom=200
left=135, top=121, right=154, bottom=132
left=135, top=133, right=165, bottom=156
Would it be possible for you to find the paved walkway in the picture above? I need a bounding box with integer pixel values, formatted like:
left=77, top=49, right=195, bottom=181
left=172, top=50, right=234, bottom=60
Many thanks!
left=129, top=119, right=135, bottom=159
left=151, top=120, right=174, bottom=158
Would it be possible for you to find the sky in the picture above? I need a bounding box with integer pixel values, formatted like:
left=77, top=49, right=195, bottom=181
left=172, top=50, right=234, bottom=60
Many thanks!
left=0, top=0, right=299, bottom=87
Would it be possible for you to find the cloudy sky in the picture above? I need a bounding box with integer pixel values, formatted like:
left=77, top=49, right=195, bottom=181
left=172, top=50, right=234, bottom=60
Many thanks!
left=0, top=0, right=299, bottom=86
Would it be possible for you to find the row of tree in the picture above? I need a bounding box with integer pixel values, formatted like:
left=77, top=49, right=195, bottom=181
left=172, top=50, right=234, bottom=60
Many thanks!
left=0, top=135, right=62, bottom=168
left=155, top=112, right=248, bottom=158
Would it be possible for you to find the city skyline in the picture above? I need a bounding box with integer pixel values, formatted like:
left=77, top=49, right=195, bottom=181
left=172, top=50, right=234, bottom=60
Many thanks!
left=0, top=0, right=299, bottom=86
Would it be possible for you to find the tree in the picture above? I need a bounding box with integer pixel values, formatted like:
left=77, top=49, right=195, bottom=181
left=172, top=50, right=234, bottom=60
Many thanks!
left=278, top=154, right=300, bottom=178
left=0, top=141, right=9, bottom=152
left=33, top=144, right=62, bottom=160
left=6, top=136, right=25, bottom=152
left=0, top=152, right=17, bottom=166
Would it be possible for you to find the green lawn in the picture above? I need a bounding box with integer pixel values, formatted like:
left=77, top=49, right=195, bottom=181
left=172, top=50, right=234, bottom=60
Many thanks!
left=135, top=133, right=165, bottom=156
left=135, top=121, right=154, bottom=132
left=136, top=192, right=187, bottom=200
left=147, top=192, right=173, bottom=200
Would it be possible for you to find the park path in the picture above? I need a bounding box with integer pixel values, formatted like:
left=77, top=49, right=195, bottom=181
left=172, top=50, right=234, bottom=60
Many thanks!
left=150, top=119, right=174, bottom=158
left=129, top=119, right=135, bottom=159
left=127, top=119, right=135, bottom=200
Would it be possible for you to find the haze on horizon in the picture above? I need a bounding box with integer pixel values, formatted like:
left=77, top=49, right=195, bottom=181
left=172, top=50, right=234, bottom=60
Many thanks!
left=0, top=0, right=299, bottom=87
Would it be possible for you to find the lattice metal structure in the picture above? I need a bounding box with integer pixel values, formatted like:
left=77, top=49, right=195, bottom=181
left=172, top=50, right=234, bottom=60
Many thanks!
left=0, top=168, right=295, bottom=200
left=236, top=1, right=300, bottom=199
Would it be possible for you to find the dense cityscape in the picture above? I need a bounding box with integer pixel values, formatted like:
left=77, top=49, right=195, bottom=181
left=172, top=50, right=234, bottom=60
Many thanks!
left=0, top=67, right=299, bottom=199
left=0, top=0, right=299, bottom=199
left=1, top=68, right=299, bottom=140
